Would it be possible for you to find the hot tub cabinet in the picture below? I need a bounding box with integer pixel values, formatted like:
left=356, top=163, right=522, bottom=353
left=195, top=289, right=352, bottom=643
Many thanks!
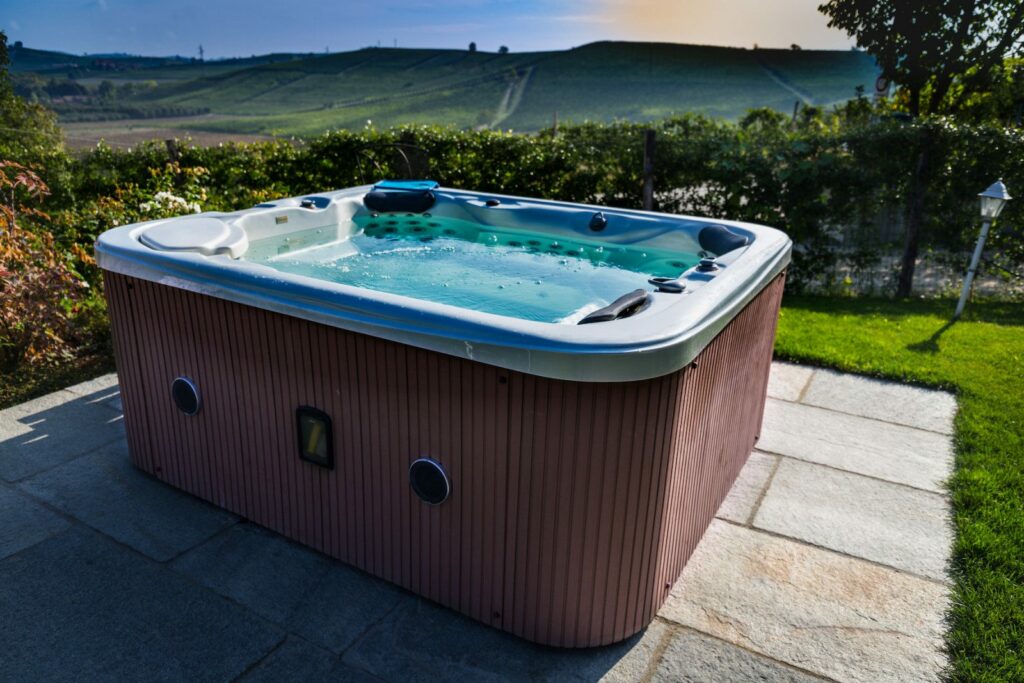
left=97, top=182, right=790, bottom=647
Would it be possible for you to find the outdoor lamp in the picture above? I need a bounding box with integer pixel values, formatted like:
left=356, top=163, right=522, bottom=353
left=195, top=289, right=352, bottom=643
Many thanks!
left=979, top=180, right=1011, bottom=220
left=955, top=180, right=1012, bottom=319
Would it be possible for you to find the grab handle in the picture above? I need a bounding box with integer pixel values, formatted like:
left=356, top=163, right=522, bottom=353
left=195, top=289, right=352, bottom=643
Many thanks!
left=578, top=289, right=651, bottom=324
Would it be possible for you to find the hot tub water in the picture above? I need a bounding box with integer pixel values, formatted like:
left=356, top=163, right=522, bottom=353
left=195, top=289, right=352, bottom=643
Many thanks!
left=244, top=214, right=701, bottom=323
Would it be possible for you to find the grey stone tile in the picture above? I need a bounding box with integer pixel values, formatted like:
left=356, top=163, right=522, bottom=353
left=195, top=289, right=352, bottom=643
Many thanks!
left=62, top=373, right=119, bottom=400
left=715, top=452, right=777, bottom=525
left=239, top=637, right=379, bottom=683
left=344, top=598, right=666, bottom=683
left=19, top=441, right=237, bottom=562
left=753, top=459, right=952, bottom=581
left=651, top=628, right=825, bottom=682
left=0, top=526, right=283, bottom=682
left=759, top=399, right=952, bottom=493
left=0, top=485, right=69, bottom=560
left=767, top=362, right=814, bottom=402
left=660, top=521, right=948, bottom=683
left=173, top=523, right=406, bottom=654
left=57, top=374, right=122, bottom=415
left=0, top=389, right=125, bottom=482
left=802, top=369, right=956, bottom=434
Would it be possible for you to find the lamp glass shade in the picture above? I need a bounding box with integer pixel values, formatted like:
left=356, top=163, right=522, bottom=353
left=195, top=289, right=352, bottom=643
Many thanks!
left=979, top=181, right=1011, bottom=219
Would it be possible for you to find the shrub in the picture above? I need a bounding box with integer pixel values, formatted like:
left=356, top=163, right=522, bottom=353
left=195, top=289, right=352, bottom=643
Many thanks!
left=0, top=162, right=90, bottom=371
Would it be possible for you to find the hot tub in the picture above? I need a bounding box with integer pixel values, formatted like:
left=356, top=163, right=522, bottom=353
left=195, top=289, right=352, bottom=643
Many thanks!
left=96, top=180, right=790, bottom=647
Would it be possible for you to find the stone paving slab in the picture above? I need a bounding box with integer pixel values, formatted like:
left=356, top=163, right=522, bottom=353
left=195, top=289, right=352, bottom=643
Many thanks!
left=802, top=368, right=956, bottom=435
left=344, top=598, right=664, bottom=683
left=172, top=523, right=407, bottom=654
left=239, top=637, right=381, bottom=683
left=64, top=373, right=123, bottom=413
left=19, top=440, right=237, bottom=562
left=0, top=388, right=125, bottom=482
left=714, top=451, right=778, bottom=525
left=0, top=526, right=283, bottom=682
left=759, top=398, right=953, bottom=493
left=754, top=458, right=952, bottom=581
left=650, top=627, right=826, bottom=682
left=62, top=373, right=121, bottom=411
left=767, top=362, right=815, bottom=402
left=660, top=520, right=949, bottom=683
left=0, top=361, right=956, bottom=682
left=0, top=484, right=69, bottom=560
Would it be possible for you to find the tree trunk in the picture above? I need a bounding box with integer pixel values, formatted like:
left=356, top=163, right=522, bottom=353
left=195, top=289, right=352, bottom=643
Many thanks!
left=897, top=130, right=933, bottom=298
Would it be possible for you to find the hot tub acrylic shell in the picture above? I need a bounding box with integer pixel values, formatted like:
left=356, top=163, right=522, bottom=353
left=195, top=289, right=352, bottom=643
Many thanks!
left=96, top=185, right=790, bottom=647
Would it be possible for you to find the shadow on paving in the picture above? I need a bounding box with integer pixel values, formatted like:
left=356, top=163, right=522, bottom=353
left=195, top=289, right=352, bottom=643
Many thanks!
left=0, top=385, right=124, bottom=482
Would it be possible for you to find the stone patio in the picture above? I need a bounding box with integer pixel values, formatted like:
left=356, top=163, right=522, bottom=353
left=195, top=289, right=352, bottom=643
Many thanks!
left=0, top=362, right=955, bottom=682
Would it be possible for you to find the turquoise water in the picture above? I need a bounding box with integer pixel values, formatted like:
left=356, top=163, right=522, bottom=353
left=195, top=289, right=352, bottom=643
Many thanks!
left=244, top=215, right=700, bottom=323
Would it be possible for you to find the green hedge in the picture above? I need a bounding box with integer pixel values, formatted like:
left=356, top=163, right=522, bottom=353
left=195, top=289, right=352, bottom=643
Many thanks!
left=34, top=113, right=1024, bottom=294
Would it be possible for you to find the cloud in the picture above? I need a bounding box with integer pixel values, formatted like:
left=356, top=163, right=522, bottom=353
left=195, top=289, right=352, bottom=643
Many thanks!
left=97, top=0, right=107, bottom=10
left=8, top=19, right=20, bottom=30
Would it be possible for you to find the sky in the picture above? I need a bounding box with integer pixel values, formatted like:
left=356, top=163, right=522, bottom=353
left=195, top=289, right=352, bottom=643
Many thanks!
left=1, top=0, right=855, bottom=58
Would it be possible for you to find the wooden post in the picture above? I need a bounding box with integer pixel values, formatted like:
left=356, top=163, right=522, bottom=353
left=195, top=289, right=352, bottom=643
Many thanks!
left=642, top=129, right=655, bottom=211
left=165, top=139, right=180, bottom=163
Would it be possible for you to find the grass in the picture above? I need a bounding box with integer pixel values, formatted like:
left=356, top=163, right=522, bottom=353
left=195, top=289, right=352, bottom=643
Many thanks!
left=5, top=292, right=1019, bottom=678
left=775, top=295, right=1024, bottom=682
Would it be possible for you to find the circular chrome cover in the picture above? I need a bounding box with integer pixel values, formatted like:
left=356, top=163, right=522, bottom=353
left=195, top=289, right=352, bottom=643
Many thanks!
left=409, top=458, right=451, bottom=505
left=171, top=376, right=201, bottom=416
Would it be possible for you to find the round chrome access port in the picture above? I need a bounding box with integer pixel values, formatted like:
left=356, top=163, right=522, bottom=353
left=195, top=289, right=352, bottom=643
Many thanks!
left=171, top=376, right=201, bottom=416
left=409, top=458, right=451, bottom=505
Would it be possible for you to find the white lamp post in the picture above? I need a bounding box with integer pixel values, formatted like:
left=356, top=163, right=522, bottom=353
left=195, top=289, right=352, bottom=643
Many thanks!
left=954, top=180, right=1011, bottom=319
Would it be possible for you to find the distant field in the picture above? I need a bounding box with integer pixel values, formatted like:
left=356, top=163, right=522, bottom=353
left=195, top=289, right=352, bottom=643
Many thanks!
left=11, top=41, right=878, bottom=144
left=60, top=117, right=277, bottom=149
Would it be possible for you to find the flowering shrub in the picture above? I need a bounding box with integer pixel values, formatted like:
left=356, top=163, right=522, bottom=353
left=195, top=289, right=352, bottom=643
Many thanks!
left=0, top=162, right=90, bottom=370
left=139, top=190, right=201, bottom=216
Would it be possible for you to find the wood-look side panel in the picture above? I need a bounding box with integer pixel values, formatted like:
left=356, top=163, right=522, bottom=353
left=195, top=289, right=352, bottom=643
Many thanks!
left=102, top=270, right=784, bottom=648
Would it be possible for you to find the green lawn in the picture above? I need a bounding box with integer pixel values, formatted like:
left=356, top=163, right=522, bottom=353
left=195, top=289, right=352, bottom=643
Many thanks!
left=775, top=295, right=1024, bottom=682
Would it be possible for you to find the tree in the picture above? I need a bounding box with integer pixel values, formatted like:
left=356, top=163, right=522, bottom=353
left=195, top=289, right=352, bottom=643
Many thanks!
left=820, top=0, right=1024, bottom=116
left=468, top=42, right=477, bottom=53
left=499, top=45, right=509, bottom=54
left=97, top=79, right=116, bottom=101
left=0, top=32, right=65, bottom=186
left=819, top=0, right=1024, bottom=295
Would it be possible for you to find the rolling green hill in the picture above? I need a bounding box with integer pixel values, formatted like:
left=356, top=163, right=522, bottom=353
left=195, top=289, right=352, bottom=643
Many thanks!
left=11, top=41, right=878, bottom=141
